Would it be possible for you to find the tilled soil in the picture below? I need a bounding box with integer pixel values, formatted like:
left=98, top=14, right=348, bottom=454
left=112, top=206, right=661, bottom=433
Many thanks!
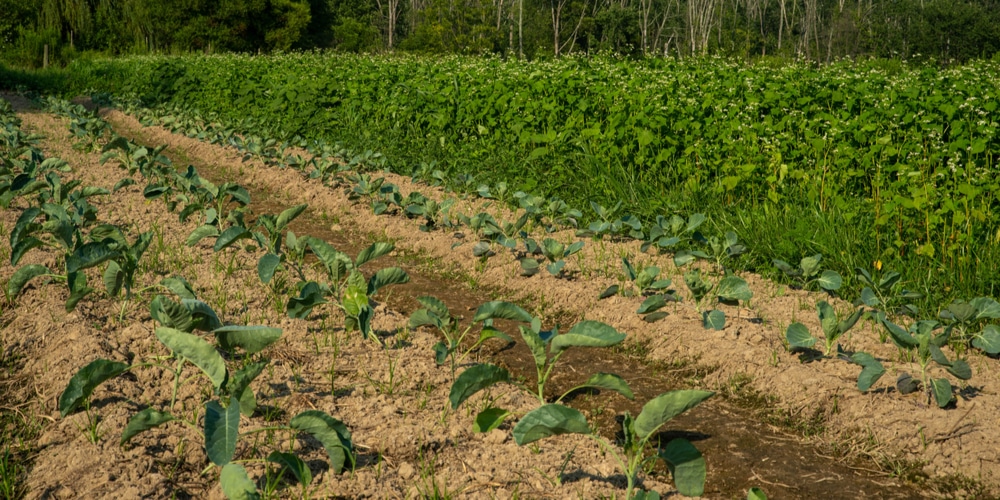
left=2, top=94, right=997, bottom=499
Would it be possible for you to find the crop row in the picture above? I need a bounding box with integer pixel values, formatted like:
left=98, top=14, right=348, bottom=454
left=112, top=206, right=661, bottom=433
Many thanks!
left=2, top=96, right=749, bottom=498
left=76, top=88, right=1000, bottom=412
left=59, top=54, right=1000, bottom=306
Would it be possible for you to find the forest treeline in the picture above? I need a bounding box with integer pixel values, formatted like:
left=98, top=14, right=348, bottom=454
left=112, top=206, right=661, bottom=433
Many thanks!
left=2, top=0, right=999, bottom=67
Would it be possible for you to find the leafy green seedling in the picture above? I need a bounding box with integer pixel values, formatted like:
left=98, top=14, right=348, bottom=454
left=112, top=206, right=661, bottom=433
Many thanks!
left=600, top=258, right=678, bottom=323
left=683, top=269, right=752, bottom=330
left=880, top=319, right=973, bottom=407
left=785, top=301, right=864, bottom=357
left=938, top=297, right=1000, bottom=355
left=449, top=316, right=633, bottom=431
left=512, top=390, right=714, bottom=498
left=773, top=254, right=841, bottom=292
left=854, top=267, right=921, bottom=325
left=408, top=297, right=515, bottom=378
left=521, top=238, right=584, bottom=277
left=641, top=213, right=706, bottom=253
left=287, top=239, right=410, bottom=341
left=784, top=302, right=883, bottom=391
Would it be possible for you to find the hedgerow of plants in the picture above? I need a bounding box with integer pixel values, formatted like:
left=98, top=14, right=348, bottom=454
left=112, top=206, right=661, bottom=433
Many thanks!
left=55, top=53, right=1000, bottom=308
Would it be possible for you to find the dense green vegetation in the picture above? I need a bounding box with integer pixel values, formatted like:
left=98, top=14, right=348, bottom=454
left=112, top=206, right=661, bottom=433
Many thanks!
left=2, top=0, right=1000, bottom=67
left=47, top=53, right=1000, bottom=309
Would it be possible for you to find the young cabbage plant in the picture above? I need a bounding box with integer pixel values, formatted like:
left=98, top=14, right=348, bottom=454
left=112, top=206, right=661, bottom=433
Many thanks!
left=690, top=230, right=747, bottom=273
left=449, top=316, right=632, bottom=432
left=937, top=298, right=1000, bottom=355
left=683, top=270, right=753, bottom=330
left=641, top=213, right=706, bottom=253
left=408, top=296, right=514, bottom=378
left=184, top=181, right=253, bottom=249
left=581, top=201, right=643, bottom=240
left=880, top=319, right=972, bottom=408
left=286, top=239, right=410, bottom=342
left=405, top=195, right=456, bottom=232
left=251, top=203, right=309, bottom=284
left=853, top=267, right=921, bottom=324
left=521, top=238, right=584, bottom=277
left=785, top=301, right=864, bottom=357
left=772, top=254, right=842, bottom=292
left=58, top=323, right=355, bottom=498
left=600, top=258, right=679, bottom=323
left=510, top=390, right=714, bottom=499
left=784, top=302, right=883, bottom=392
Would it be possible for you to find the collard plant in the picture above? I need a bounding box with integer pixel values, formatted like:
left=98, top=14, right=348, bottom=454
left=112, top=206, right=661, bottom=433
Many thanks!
left=772, top=254, right=842, bottom=292
left=640, top=213, right=706, bottom=254
left=683, top=270, right=753, bottom=330
left=937, top=298, right=1000, bottom=355
left=512, top=390, right=714, bottom=498
left=784, top=302, right=884, bottom=392
left=286, top=239, right=410, bottom=341
left=449, top=306, right=633, bottom=431
left=880, top=319, right=973, bottom=408
left=854, top=267, right=921, bottom=323
left=251, top=203, right=309, bottom=283
left=600, top=258, right=678, bottom=323
left=519, top=238, right=584, bottom=277
left=580, top=201, right=643, bottom=240
left=408, top=297, right=514, bottom=378
left=58, top=295, right=355, bottom=497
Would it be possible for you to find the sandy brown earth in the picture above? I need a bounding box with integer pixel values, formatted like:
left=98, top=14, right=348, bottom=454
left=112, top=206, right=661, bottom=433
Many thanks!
left=2, top=94, right=999, bottom=499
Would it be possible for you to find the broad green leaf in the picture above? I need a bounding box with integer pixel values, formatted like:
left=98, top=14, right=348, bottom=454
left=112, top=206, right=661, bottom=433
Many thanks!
left=228, top=360, right=268, bottom=416
left=66, top=242, right=115, bottom=273
left=716, top=276, right=752, bottom=302
left=432, top=342, right=449, bottom=365
left=643, top=311, right=669, bottom=322
left=205, top=397, right=240, bottom=466
left=267, top=451, right=312, bottom=486
left=276, top=203, right=308, bottom=230
left=702, top=310, right=725, bottom=330
left=409, top=309, right=446, bottom=330
left=160, top=276, right=196, bottom=299
left=367, top=267, right=410, bottom=296
left=850, top=352, right=886, bottom=392
left=520, top=325, right=548, bottom=370
left=800, top=254, right=822, bottom=276
left=859, top=287, right=879, bottom=307
left=971, top=297, right=1000, bottom=320
left=341, top=285, right=369, bottom=317
left=7, top=264, right=49, bottom=299
left=355, top=242, right=394, bottom=267
left=512, top=404, right=590, bottom=446
left=306, top=238, right=349, bottom=281
left=473, top=301, right=533, bottom=323
left=658, top=438, right=706, bottom=497
left=930, top=378, right=953, bottom=408
left=550, top=321, right=625, bottom=354
left=184, top=299, right=223, bottom=331
left=449, top=364, right=510, bottom=409
left=58, top=359, right=129, bottom=417
left=65, top=271, right=93, bottom=312
left=473, top=407, right=510, bottom=433
left=185, top=224, right=219, bottom=246
left=154, top=327, right=227, bottom=391
left=289, top=410, right=354, bottom=473
left=10, top=237, right=43, bottom=266
left=634, top=390, right=714, bottom=440
left=580, top=373, right=634, bottom=400
left=972, top=325, right=1000, bottom=355
left=257, top=253, right=281, bottom=284
left=599, top=285, right=619, bottom=299
left=947, top=359, right=972, bottom=380
left=817, top=301, right=838, bottom=340
left=785, top=323, right=816, bottom=350
left=219, top=463, right=260, bottom=500
left=287, top=282, right=327, bottom=319
left=214, top=326, right=282, bottom=354
left=747, top=487, right=768, bottom=500
left=121, top=408, right=174, bottom=445
left=103, top=260, right=123, bottom=298
left=546, top=261, right=565, bottom=276
left=479, top=327, right=513, bottom=345
left=881, top=319, right=918, bottom=349
left=415, top=296, right=450, bottom=319
left=637, top=295, right=667, bottom=314
left=817, top=270, right=842, bottom=291
left=214, top=226, right=251, bottom=252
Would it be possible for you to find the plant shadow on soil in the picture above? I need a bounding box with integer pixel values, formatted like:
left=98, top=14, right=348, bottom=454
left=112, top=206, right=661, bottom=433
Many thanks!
left=108, top=113, right=932, bottom=499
